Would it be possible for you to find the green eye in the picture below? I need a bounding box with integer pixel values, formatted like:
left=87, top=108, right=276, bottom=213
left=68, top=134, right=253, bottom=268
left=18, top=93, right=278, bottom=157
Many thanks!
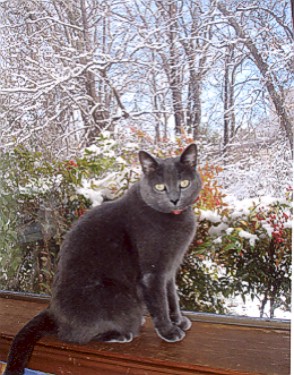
left=180, top=180, right=190, bottom=188
left=154, top=183, right=165, bottom=191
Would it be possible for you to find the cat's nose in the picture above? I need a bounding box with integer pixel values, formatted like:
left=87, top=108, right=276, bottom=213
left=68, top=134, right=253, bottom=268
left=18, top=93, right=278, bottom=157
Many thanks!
left=170, top=198, right=179, bottom=206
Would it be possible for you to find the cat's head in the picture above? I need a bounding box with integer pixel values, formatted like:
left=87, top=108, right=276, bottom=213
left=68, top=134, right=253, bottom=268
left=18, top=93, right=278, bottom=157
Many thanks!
left=138, top=144, right=202, bottom=214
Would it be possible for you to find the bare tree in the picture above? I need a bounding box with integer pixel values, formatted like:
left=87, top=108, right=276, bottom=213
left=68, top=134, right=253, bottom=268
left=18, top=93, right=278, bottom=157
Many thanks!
left=179, top=1, right=213, bottom=139
left=0, top=0, right=133, bottom=154
left=217, top=1, right=293, bottom=153
left=0, top=0, right=292, bottom=162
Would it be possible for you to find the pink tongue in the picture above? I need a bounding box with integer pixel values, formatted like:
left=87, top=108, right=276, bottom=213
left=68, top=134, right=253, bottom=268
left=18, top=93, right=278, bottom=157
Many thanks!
left=172, top=210, right=182, bottom=215
left=171, top=197, right=199, bottom=215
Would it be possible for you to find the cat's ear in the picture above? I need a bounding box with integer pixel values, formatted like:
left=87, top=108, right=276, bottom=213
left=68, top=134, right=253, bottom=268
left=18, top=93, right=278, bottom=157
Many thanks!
left=180, top=143, right=198, bottom=168
left=139, top=151, right=159, bottom=174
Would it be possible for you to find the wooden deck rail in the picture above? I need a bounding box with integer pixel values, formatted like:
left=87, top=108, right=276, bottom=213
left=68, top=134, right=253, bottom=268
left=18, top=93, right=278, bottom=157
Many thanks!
left=0, top=291, right=290, bottom=375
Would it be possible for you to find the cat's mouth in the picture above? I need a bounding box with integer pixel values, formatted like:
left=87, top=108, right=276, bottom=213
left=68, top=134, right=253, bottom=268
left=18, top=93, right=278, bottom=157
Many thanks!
left=170, top=197, right=199, bottom=215
left=171, top=209, right=185, bottom=215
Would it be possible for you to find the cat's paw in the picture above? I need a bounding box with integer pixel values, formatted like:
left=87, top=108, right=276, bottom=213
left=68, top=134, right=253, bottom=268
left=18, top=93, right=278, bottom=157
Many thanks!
left=98, top=331, right=133, bottom=343
left=110, top=332, right=133, bottom=343
left=155, top=325, right=185, bottom=342
left=176, top=316, right=192, bottom=331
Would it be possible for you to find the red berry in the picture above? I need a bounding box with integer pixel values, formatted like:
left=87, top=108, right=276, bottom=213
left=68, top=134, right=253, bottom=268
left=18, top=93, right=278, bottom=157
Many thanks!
left=283, top=213, right=289, bottom=220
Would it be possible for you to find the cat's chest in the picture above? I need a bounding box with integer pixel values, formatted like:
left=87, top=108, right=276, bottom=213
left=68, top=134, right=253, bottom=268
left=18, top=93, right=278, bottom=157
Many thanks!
left=149, top=213, right=195, bottom=240
left=130, top=209, right=196, bottom=258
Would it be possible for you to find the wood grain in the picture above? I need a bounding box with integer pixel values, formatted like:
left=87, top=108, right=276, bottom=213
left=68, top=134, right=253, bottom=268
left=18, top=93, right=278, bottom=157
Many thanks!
left=0, top=294, right=290, bottom=375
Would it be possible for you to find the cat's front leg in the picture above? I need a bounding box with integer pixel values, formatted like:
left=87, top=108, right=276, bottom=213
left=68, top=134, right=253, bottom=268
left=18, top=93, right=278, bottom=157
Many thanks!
left=167, top=279, right=192, bottom=332
left=141, top=273, right=185, bottom=342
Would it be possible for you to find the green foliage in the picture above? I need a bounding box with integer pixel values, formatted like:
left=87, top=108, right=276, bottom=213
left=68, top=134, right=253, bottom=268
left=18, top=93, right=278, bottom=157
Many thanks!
left=215, top=199, right=291, bottom=318
left=0, top=136, right=121, bottom=294
left=177, top=162, right=231, bottom=314
left=191, top=193, right=292, bottom=318
left=177, top=254, right=228, bottom=314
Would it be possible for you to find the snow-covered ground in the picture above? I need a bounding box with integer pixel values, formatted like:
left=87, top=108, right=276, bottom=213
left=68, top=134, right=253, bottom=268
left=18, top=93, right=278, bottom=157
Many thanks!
left=225, top=295, right=291, bottom=320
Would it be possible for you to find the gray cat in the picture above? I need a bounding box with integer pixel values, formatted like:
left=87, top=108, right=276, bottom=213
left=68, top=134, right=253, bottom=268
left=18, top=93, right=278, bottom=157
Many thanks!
left=4, top=143, right=202, bottom=375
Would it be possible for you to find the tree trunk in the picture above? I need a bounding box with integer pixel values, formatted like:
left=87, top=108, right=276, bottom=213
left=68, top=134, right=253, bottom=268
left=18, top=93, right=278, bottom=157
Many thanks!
left=187, top=69, right=202, bottom=140
left=168, top=3, right=185, bottom=136
left=80, top=0, right=109, bottom=145
left=223, top=48, right=230, bottom=152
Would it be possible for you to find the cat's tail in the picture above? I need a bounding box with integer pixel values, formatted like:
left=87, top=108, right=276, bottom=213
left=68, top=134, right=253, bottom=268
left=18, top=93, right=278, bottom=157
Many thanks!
left=4, top=309, right=58, bottom=375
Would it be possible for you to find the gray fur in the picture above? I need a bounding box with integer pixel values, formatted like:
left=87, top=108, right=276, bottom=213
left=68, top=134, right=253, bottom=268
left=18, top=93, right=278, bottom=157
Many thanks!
left=48, top=143, right=202, bottom=344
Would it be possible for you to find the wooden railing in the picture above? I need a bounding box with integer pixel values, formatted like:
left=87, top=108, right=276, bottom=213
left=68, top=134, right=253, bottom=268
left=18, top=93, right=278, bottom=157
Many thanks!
left=0, top=291, right=290, bottom=375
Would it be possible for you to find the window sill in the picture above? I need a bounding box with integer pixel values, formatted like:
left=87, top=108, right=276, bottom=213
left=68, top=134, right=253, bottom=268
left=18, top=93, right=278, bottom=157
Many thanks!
left=0, top=291, right=290, bottom=375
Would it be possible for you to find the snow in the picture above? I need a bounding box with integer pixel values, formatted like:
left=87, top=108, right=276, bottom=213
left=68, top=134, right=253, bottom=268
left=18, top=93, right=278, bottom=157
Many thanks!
left=208, top=222, right=229, bottom=237
left=199, top=209, right=222, bottom=223
left=77, top=187, right=104, bottom=207
left=85, top=142, right=116, bottom=158
left=76, top=173, right=119, bottom=206
left=238, top=230, right=258, bottom=246
left=85, top=145, right=101, bottom=154
left=283, top=221, right=292, bottom=229
left=18, top=175, right=63, bottom=195
left=213, top=237, right=223, bottom=244
left=225, top=195, right=290, bottom=213
left=225, top=294, right=291, bottom=320
left=260, top=222, right=274, bottom=237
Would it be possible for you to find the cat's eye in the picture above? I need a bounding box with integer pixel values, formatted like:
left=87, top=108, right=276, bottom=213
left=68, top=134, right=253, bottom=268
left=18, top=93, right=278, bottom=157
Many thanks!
left=180, top=179, right=190, bottom=188
left=154, top=183, right=166, bottom=191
